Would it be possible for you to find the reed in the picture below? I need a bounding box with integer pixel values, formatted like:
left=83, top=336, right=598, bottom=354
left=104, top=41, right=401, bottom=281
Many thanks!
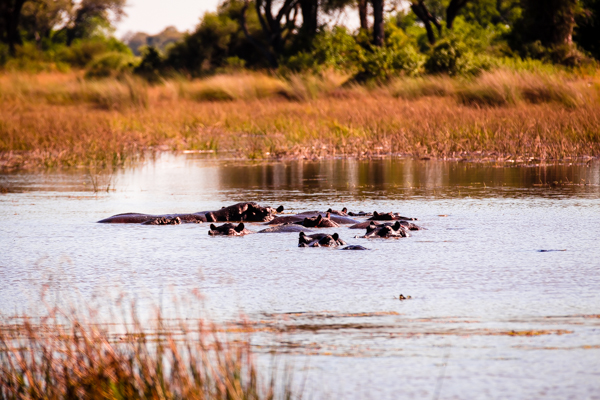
left=0, top=309, right=294, bottom=400
left=1, top=71, right=599, bottom=169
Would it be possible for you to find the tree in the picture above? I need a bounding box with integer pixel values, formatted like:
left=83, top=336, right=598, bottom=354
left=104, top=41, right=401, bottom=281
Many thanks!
left=518, top=0, right=577, bottom=47
left=575, top=0, right=600, bottom=59
left=20, top=0, right=72, bottom=45
left=64, top=0, right=126, bottom=45
left=409, top=0, right=473, bottom=44
left=0, top=0, right=28, bottom=55
left=240, top=0, right=300, bottom=67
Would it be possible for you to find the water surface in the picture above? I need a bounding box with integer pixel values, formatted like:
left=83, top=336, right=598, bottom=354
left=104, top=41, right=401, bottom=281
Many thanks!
left=1, top=156, right=599, bottom=399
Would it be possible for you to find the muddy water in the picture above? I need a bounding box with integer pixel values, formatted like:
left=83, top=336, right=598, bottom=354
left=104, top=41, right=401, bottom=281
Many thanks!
left=1, top=155, right=600, bottom=399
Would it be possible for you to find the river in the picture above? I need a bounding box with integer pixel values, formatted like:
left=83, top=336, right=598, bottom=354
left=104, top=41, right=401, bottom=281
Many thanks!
left=1, top=155, right=599, bottom=399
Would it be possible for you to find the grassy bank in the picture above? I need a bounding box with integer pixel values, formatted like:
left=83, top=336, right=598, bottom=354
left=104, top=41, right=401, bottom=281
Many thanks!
left=1, top=71, right=599, bottom=170
left=0, top=309, right=293, bottom=399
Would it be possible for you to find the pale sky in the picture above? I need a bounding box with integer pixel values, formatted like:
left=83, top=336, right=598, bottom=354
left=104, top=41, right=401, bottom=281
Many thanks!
left=115, top=0, right=222, bottom=38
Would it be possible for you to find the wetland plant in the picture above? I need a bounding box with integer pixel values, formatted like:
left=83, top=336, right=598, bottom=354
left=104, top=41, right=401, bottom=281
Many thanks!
left=0, top=307, right=297, bottom=400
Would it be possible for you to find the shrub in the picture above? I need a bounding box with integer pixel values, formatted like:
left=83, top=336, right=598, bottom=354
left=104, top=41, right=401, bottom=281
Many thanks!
left=390, top=75, right=455, bottom=99
left=134, top=46, right=166, bottom=83
left=85, top=51, right=135, bottom=79
left=179, top=73, right=288, bottom=101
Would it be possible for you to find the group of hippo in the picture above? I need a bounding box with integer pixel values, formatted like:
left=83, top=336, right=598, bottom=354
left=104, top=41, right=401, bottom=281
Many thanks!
left=98, top=202, right=424, bottom=250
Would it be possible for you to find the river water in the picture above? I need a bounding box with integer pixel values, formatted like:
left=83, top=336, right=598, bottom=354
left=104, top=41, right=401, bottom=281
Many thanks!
left=1, top=155, right=599, bottom=399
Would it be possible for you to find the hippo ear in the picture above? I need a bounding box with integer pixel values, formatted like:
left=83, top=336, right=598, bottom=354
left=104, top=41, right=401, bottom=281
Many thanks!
left=342, top=207, right=347, bottom=213
left=235, top=223, right=245, bottom=232
left=317, top=214, right=323, bottom=222
left=393, top=221, right=401, bottom=230
left=210, top=224, right=217, bottom=230
left=332, top=233, right=339, bottom=240
left=276, top=205, right=284, bottom=213
left=326, top=208, right=333, bottom=213
left=326, top=212, right=331, bottom=219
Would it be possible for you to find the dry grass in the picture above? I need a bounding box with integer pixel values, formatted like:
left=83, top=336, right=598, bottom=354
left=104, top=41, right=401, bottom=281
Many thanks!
left=0, top=309, right=294, bottom=400
left=1, top=71, right=599, bottom=169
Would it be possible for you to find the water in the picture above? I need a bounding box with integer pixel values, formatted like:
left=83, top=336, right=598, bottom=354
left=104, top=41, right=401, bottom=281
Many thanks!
left=1, top=155, right=600, bottom=399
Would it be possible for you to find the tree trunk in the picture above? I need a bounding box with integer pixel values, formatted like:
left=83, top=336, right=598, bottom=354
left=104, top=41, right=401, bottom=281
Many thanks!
left=358, top=0, right=369, bottom=30
left=2, top=0, right=27, bottom=56
left=446, top=0, right=469, bottom=30
left=299, top=0, right=318, bottom=37
left=371, top=0, right=384, bottom=46
left=410, top=1, right=440, bottom=45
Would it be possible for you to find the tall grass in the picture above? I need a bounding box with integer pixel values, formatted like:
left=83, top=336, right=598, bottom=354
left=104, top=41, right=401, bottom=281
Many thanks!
left=0, top=309, right=295, bottom=399
left=1, top=70, right=599, bottom=169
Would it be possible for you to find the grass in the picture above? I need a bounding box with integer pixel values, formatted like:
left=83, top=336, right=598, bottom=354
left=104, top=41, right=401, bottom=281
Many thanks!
left=0, top=307, right=295, bottom=400
left=1, top=70, right=599, bottom=169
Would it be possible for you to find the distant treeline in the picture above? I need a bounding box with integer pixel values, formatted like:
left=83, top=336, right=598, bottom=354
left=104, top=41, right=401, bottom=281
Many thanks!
left=1, top=0, right=599, bottom=80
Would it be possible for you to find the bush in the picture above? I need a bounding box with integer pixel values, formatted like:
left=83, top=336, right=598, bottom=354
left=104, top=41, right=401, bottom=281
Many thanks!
left=134, top=46, right=166, bottom=82
left=85, top=52, right=135, bottom=79
left=425, top=37, right=495, bottom=76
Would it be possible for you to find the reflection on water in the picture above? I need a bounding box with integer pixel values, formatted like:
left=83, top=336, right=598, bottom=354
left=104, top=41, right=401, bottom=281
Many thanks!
left=1, top=155, right=600, bottom=399
left=2, top=156, right=599, bottom=200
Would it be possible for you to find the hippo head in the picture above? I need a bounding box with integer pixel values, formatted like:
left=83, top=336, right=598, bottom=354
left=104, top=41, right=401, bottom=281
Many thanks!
left=364, top=221, right=408, bottom=238
left=326, top=207, right=348, bottom=216
left=209, top=223, right=249, bottom=236
left=243, top=203, right=284, bottom=222
left=369, top=211, right=395, bottom=221
left=298, top=232, right=345, bottom=247
left=302, top=214, right=324, bottom=228
left=301, top=212, right=340, bottom=228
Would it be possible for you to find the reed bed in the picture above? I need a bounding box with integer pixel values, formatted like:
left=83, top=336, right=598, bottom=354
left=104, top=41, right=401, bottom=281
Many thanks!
left=1, top=71, right=599, bottom=169
left=0, top=310, right=294, bottom=400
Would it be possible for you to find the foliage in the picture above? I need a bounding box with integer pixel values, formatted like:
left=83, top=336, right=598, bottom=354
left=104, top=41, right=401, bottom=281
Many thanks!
left=84, top=51, right=134, bottom=78
left=134, top=46, right=165, bottom=82
left=165, top=0, right=265, bottom=77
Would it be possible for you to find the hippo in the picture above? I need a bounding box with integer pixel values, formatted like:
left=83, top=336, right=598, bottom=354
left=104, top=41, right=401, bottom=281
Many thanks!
left=208, top=223, right=253, bottom=236
left=347, top=211, right=372, bottom=217
left=356, top=221, right=409, bottom=238
left=349, top=220, right=423, bottom=230
left=296, top=212, right=339, bottom=228
left=269, top=212, right=357, bottom=226
left=142, top=217, right=182, bottom=225
left=258, top=224, right=314, bottom=233
left=367, top=211, right=417, bottom=221
left=326, top=208, right=373, bottom=217
left=298, top=232, right=346, bottom=247
left=340, top=245, right=370, bottom=250
left=326, top=207, right=348, bottom=216
left=98, top=202, right=283, bottom=224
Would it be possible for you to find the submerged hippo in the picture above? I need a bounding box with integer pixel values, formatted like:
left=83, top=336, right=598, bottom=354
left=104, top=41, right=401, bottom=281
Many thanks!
left=297, top=212, right=339, bottom=228
left=326, top=208, right=372, bottom=217
left=349, top=220, right=423, bottom=230
left=142, top=216, right=182, bottom=225
left=208, top=223, right=253, bottom=236
left=340, top=245, right=370, bottom=250
left=98, top=202, right=284, bottom=224
left=269, top=211, right=358, bottom=225
left=367, top=211, right=417, bottom=221
left=298, top=232, right=346, bottom=247
left=258, top=224, right=313, bottom=233
left=356, top=221, right=409, bottom=238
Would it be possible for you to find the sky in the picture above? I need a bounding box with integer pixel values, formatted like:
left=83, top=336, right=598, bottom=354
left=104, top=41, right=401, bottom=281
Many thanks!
left=115, top=0, right=222, bottom=38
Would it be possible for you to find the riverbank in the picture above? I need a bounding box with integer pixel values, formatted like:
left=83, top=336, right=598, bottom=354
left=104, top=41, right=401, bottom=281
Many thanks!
left=1, top=71, right=599, bottom=170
